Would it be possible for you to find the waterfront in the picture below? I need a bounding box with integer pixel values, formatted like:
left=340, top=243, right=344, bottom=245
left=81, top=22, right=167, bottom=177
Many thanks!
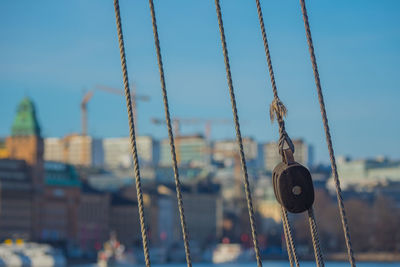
left=2, top=2, right=400, bottom=267
left=74, top=262, right=400, bottom=267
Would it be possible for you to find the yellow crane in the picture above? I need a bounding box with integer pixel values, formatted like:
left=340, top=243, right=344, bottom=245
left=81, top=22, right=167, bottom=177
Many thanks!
left=96, top=84, right=150, bottom=130
left=80, top=84, right=150, bottom=136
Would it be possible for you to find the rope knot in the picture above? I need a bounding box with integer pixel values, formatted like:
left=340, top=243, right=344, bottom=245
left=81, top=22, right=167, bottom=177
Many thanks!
left=269, top=98, right=287, bottom=123
left=269, top=98, right=294, bottom=156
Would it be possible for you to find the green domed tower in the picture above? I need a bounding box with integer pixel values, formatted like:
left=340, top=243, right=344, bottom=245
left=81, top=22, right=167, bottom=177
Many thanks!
left=6, top=97, right=44, bottom=239
left=6, top=97, right=45, bottom=240
left=11, top=97, right=41, bottom=137
left=6, top=97, right=43, bottom=167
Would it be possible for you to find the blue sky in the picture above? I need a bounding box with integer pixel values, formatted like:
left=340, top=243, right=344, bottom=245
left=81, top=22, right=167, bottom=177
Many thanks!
left=0, top=0, right=399, bottom=163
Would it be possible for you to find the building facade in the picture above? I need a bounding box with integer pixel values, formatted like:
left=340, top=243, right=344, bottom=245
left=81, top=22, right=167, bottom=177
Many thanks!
left=78, top=183, right=110, bottom=253
left=44, top=135, right=104, bottom=167
left=109, top=195, right=140, bottom=246
left=159, top=135, right=209, bottom=167
left=263, top=139, right=313, bottom=172
left=0, top=159, right=33, bottom=240
left=4, top=98, right=44, bottom=240
left=328, top=156, right=400, bottom=190
left=102, top=136, right=159, bottom=169
left=41, top=161, right=81, bottom=243
left=178, top=192, right=222, bottom=246
left=44, top=137, right=64, bottom=162
left=6, top=98, right=44, bottom=187
left=213, top=137, right=258, bottom=167
left=0, top=139, right=9, bottom=159
left=254, top=176, right=282, bottom=224
left=147, top=184, right=222, bottom=248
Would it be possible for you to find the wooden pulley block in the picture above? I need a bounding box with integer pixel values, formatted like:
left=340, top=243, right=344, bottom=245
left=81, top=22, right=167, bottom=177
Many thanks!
left=272, top=149, right=314, bottom=213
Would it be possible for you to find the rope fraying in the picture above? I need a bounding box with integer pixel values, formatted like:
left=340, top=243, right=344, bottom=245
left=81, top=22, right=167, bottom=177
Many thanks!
left=269, top=98, right=287, bottom=123
left=269, top=98, right=294, bottom=156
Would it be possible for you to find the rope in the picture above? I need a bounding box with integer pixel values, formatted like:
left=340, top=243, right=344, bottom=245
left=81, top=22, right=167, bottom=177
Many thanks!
left=214, top=1, right=262, bottom=266
left=255, top=0, right=294, bottom=158
left=281, top=208, right=295, bottom=267
left=254, top=0, right=278, bottom=102
left=281, top=207, right=300, bottom=267
left=299, top=1, right=356, bottom=266
left=254, top=2, right=302, bottom=265
left=308, top=208, right=325, bottom=267
left=113, top=1, right=150, bottom=266
left=148, top=1, right=192, bottom=266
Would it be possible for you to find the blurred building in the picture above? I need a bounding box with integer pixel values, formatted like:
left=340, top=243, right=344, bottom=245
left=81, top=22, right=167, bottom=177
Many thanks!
left=43, top=137, right=64, bottom=162
left=110, top=195, right=140, bottom=246
left=180, top=191, right=222, bottom=246
left=78, top=183, right=110, bottom=254
left=213, top=137, right=258, bottom=167
left=4, top=97, right=44, bottom=240
left=263, top=139, right=313, bottom=172
left=118, top=181, right=222, bottom=248
left=254, top=176, right=281, bottom=224
left=0, top=138, right=9, bottom=159
left=40, top=161, right=81, bottom=243
left=147, top=183, right=222, bottom=248
left=102, top=136, right=159, bottom=169
left=328, top=156, right=400, bottom=190
left=159, top=135, right=209, bottom=167
left=66, top=135, right=103, bottom=167
left=78, top=182, right=140, bottom=250
left=0, top=159, right=33, bottom=240
left=5, top=98, right=44, bottom=187
left=44, top=135, right=103, bottom=167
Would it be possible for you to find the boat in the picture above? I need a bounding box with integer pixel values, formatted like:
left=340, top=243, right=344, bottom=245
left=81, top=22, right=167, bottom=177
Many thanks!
left=97, top=233, right=138, bottom=267
left=212, top=243, right=254, bottom=263
left=0, top=240, right=66, bottom=267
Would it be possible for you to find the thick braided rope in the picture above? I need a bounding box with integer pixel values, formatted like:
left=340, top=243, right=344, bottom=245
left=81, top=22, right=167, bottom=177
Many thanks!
left=299, top=1, right=356, bottom=266
left=254, top=0, right=278, bottom=100
left=308, top=208, right=325, bottom=267
left=148, top=1, right=192, bottom=266
left=281, top=208, right=295, bottom=267
left=214, top=1, right=262, bottom=266
left=281, top=208, right=300, bottom=267
left=113, top=1, right=151, bottom=266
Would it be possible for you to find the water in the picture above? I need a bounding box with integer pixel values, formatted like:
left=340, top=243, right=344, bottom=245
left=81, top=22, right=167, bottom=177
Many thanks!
left=74, top=261, right=400, bottom=267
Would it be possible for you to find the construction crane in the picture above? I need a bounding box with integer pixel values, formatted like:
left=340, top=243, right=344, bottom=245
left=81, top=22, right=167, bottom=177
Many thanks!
left=81, top=91, right=94, bottom=136
left=151, top=117, right=231, bottom=140
left=80, top=84, right=149, bottom=136
left=96, top=84, right=150, bottom=129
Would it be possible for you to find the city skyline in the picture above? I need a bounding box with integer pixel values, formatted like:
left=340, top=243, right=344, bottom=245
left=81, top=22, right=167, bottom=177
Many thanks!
left=1, top=0, right=400, bottom=164
left=1, top=95, right=399, bottom=263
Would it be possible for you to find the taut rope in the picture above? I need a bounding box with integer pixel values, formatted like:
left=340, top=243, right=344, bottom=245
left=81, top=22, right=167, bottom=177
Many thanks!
left=148, top=1, right=193, bottom=266
left=254, top=1, right=326, bottom=265
left=299, top=0, right=356, bottom=266
left=214, top=1, right=263, bottom=266
left=113, top=0, right=151, bottom=266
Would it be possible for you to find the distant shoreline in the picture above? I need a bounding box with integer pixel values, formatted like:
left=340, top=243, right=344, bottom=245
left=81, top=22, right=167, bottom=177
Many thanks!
left=68, top=252, right=400, bottom=265
left=261, top=252, right=400, bottom=262
left=325, top=252, right=400, bottom=262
